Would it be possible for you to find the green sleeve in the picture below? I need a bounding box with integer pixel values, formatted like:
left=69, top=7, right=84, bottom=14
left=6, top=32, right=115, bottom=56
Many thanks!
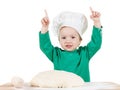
left=39, top=31, right=55, bottom=61
left=86, top=26, right=102, bottom=60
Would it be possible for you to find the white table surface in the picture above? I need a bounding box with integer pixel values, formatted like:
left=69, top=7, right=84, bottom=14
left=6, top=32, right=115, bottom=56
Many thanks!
left=0, top=82, right=120, bottom=90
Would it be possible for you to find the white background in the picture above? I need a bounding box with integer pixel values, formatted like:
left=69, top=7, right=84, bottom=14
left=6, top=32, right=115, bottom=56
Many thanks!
left=0, top=0, right=120, bottom=84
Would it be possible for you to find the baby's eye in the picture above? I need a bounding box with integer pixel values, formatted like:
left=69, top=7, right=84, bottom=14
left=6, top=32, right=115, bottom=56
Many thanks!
left=71, top=36, right=75, bottom=39
left=61, top=37, right=66, bottom=39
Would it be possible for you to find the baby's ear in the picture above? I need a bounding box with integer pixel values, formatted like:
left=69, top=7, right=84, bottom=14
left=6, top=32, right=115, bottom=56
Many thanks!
left=79, top=35, right=82, bottom=41
left=78, top=39, right=82, bottom=46
left=80, top=38, right=82, bottom=41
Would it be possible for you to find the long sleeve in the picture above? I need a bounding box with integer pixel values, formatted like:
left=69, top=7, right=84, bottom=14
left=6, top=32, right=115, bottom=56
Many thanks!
left=86, top=26, right=102, bottom=60
left=39, top=31, right=55, bottom=61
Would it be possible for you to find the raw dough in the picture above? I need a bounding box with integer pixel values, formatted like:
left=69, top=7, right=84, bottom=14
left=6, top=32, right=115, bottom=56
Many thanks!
left=30, top=70, right=84, bottom=88
left=0, top=76, right=24, bottom=89
left=11, top=76, right=24, bottom=88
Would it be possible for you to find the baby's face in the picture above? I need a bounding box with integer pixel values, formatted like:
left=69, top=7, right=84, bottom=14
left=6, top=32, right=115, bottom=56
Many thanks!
left=59, top=26, right=82, bottom=51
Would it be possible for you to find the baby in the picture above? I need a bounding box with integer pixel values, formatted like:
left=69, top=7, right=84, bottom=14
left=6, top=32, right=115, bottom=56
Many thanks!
left=39, top=7, right=102, bottom=82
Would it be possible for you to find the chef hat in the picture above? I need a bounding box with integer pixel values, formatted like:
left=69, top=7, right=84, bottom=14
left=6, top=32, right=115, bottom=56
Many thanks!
left=52, top=11, right=88, bottom=38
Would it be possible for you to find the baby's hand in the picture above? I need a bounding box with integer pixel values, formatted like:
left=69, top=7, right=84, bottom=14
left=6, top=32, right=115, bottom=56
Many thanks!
left=41, top=10, right=50, bottom=33
left=90, top=7, right=101, bottom=22
left=90, top=7, right=102, bottom=28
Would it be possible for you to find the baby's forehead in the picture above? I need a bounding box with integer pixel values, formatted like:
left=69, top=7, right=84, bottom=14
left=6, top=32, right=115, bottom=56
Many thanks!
left=60, top=29, right=80, bottom=36
left=60, top=27, right=78, bottom=33
left=59, top=27, right=82, bottom=39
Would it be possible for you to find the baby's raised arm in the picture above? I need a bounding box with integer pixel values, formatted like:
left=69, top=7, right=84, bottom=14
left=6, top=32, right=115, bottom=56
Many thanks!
left=41, top=10, right=50, bottom=33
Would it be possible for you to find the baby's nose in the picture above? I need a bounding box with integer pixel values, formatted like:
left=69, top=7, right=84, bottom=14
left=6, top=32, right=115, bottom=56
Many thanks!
left=66, top=39, right=72, bottom=43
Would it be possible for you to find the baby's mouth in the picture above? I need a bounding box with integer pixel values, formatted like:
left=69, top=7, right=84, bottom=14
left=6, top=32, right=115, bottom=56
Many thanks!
left=65, top=45, right=73, bottom=48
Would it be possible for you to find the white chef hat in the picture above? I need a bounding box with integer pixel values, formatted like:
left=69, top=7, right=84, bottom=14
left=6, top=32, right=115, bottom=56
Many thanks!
left=52, top=11, right=88, bottom=38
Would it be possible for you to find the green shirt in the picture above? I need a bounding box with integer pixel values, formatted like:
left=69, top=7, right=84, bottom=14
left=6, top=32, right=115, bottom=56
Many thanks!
left=39, top=26, right=102, bottom=82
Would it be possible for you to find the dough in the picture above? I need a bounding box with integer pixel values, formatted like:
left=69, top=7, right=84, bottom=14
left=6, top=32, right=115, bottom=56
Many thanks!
left=30, top=70, right=84, bottom=88
left=11, top=76, right=24, bottom=88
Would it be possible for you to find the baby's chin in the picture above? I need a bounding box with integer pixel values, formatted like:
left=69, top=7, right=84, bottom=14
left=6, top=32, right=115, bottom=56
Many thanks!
left=61, top=46, right=76, bottom=51
left=64, top=48, right=76, bottom=52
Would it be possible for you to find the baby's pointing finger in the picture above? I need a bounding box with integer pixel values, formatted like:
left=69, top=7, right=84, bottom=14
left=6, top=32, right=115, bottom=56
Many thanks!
left=44, top=9, right=48, bottom=17
left=89, top=7, right=93, bottom=13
